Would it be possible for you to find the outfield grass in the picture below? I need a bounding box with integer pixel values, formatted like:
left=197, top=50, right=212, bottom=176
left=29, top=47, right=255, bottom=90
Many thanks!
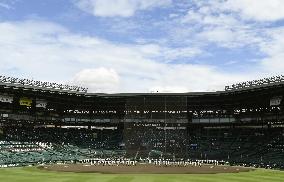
left=0, top=167, right=283, bottom=182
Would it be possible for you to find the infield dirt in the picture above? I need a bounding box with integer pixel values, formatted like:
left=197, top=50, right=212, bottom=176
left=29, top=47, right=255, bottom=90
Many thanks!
left=39, top=164, right=253, bottom=174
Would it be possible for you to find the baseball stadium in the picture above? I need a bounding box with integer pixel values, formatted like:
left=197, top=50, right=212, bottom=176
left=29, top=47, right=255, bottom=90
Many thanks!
left=0, top=75, right=283, bottom=182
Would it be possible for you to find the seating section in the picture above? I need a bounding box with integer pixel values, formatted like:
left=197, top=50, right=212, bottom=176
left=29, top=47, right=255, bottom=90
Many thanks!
left=124, top=124, right=188, bottom=159
left=188, top=127, right=284, bottom=169
left=0, top=126, right=125, bottom=166
left=0, top=125, right=283, bottom=169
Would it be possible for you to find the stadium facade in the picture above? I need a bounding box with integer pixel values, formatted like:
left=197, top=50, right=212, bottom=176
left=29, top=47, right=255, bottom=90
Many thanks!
left=0, top=75, right=283, bottom=169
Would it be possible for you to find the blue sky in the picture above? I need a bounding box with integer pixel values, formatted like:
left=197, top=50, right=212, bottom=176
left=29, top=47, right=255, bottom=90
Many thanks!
left=0, top=0, right=284, bottom=93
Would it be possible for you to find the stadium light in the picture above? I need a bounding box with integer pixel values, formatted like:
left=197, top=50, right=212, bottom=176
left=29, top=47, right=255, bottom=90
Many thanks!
left=225, top=75, right=284, bottom=91
left=0, top=75, right=88, bottom=93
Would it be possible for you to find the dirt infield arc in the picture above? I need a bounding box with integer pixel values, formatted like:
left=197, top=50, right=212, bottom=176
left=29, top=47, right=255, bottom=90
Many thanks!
left=39, top=164, right=253, bottom=174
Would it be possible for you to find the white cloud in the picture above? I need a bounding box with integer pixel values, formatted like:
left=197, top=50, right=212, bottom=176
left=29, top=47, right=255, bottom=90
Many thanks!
left=188, top=0, right=284, bottom=22
left=162, top=47, right=202, bottom=61
left=136, top=44, right=202, bottom=61
left=226, top=0, right=284, bottom=22
left=149, top=86, right=188, bottom=93
left=196, top=26, right=261, bottom=48
left=75, top=0, right=172, bottom=17
left=178, top=1, right=284, bottom=80
left=260, top=28, right=284, bottom=74
left=72, top=68, right=120, bottom=92
left=0, top=1, right=283, bottom=94
left=0, top=2, right=11, bottom=9
left=0, top=20, right=261, bottom=93
left=177, top=0, right=266, bottom=48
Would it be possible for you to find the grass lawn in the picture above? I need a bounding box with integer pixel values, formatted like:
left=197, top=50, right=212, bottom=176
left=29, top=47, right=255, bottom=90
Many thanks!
left=0, top=167, right=283, bottom=182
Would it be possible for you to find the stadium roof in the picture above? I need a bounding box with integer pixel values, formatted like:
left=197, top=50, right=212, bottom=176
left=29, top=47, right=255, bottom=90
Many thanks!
left=1, top=75, right=284, bottom=97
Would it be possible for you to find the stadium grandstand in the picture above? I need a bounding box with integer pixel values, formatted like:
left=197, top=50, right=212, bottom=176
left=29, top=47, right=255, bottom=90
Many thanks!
left=0, top=75, right=283, bottom=169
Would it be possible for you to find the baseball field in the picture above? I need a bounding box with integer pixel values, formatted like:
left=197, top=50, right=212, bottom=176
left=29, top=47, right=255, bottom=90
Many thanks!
left=0, top=165, right=283, bottom=182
